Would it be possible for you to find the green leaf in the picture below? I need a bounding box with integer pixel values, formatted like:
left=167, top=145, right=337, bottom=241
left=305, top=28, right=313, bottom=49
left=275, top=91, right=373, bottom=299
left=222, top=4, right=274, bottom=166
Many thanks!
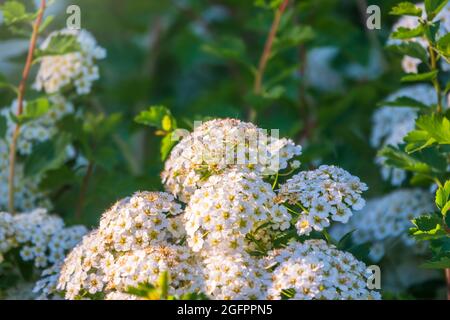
left=0, top=1, right=35, bottom=26
left=35, top=34, right=81, bottom=58
left=387, top=42, right=429, bottom=62
left=421, top=255, right=450, bottom=269
left=347, top=242, right=371, bottom=261
left=337, top=230, right=356, bottom=251
left=401, top=70, right=439, bottom=82
left=436, top=180, right=450, bottom=215
left=24, top=134, right=70, bottom=177
left=416, top=114, right=450, bottom=144
left=161, top=133, right=176, bottom=161
left=436, top=32, right=450, bottom=58
left=425, top=0, right=448, bottom=19
left=410, top=215, right=447, bottom=240
left=13, top=98, right=50, bottom=125
left=378, top=146, right=432, bottom=174
left=404, top=130, right=436, bottom=153
left=135, top=105, right=176, bottom=131
left=382, top=96, right=429, bottom=109
left=391, top=26, right=424, bottom=40
left=389, top=2, right=423, bottom=16
left=424, top=20, right=441, bottom=43
left=273, top=25, right=315, bottom=53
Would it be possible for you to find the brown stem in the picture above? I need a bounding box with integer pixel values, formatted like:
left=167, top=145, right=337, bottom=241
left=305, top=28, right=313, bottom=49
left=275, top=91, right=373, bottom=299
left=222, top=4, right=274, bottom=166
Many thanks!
left=8, top=0, right=46, bottom=214
left=75, top=162, right=94, bottom=220
left=446, top=269, right=450, bottom=300
left=250, top=0, right=289, bottom=122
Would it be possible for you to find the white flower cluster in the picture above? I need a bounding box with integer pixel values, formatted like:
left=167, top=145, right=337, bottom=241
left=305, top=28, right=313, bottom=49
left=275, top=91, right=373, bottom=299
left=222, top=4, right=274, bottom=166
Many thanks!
left=276, top=165, right=367, bottom=236
left=35, top=29, right=106, bottom=95
left=389, top=2, right=450, bottom=73
left=0, top=209, right=87, bottom=268
left=201, top=251, right=269, bottom=300
left=371, top=85, right=437, bottom=185
left=331, top=189, right=434, bottom=261
left=162, top=118, right=302, bottom=202
left=1, top=96, right=74, bottom=155
left=48, top=119, right=375, bottom=300
left=55, top=192, right=195, bottom=300
left=185, top=169, right=291, bottom=253
left=106, top=245, right=200, bottom=296
left=265, top=240, right=380, bottom=300
left=98, top=191, right=183, bottom=251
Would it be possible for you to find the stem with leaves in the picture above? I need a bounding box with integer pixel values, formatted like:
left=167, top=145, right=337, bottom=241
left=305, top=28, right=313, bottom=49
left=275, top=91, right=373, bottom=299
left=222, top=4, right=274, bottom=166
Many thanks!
left=250, top=0, right=289, bottom=122
left=8, top=0, right=46, bottom=214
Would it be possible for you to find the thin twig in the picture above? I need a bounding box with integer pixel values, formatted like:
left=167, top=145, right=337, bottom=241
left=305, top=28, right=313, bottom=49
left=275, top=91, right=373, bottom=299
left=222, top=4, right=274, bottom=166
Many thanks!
left=250, top=0, right=289, bottom=122
left=446, top=269, right=450, bottom=300
left=75, top=161, right=94, bottom=220
left=8, top=0, right=46, bottom=214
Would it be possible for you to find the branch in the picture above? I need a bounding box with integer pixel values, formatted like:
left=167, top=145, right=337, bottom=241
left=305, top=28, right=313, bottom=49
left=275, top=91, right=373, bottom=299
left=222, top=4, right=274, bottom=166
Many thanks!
left=249, top=0, right=289, bottom=122
left=8, top=0, right=47, bottom=214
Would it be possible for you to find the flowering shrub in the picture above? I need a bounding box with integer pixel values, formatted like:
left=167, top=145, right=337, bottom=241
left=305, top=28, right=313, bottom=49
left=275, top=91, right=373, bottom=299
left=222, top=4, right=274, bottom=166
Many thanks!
left=34, top=118, right=380, bottom=300
left=1, top=0, right=449, bottom=301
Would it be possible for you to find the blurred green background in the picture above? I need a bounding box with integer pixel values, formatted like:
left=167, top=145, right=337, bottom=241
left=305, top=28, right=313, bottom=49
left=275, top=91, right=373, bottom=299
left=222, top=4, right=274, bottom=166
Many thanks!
left=1, top=0, right=408, bottom=226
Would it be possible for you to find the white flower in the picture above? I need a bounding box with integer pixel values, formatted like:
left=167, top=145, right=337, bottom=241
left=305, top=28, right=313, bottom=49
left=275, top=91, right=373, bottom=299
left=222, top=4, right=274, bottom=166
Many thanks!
left=98, top=191, right=182, bottom=251
left=201, top=251, right=269, bottom=300
left=162, top=118, right=302, bottom=202
left=277, top=165, right=367, bottom=236
left=184, top=169, right=290, bottom=253
left=331, top=189, right=434, bottom=261
left=34, top=29, right=106, bottom=95
left=265, top=240, right=380, bottom=300
left=0, top=208, right=87, bottom=269
left=402, top=56, right=421, bottom=74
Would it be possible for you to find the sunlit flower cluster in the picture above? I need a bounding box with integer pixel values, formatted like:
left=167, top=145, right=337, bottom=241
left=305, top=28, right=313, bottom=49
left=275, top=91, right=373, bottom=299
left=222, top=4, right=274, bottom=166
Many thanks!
left=1, top=96, right=74, bottom=155
left=276, top=165, right=367, bottom=236
left=98, top=192, right=183, bottom=252
left=105, top=245, right=201, bottom=296
left=185, top=169, right=291, bottom=253
left=55, top=192, right=193, bottom=300
left=162, top=118, right=302, bottom=202
left=389, top=2, right=450, bottom=73
left=331, top=189, right=434, bottom=261
left=265, top=240, right=380, bottom=300
left=201, top=251, right=269, bottom=300
left=34, top=28, right=106, bottom=95
left=47, top=119, right=376, bottom=300
left=0, top=209, right=87, bottom=269
left=371, top=85, right=437, bottom=185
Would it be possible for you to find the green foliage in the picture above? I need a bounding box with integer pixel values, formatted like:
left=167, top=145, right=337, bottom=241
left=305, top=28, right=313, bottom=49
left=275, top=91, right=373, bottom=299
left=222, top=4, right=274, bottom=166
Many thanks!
left=135, top=105, right=178, bottom=160
left=387, top=42, right=429, bottom=63
left=391, top=26, right=425, bottom=40
left=404, top=114, right=450, bottom=152
left=35, top=34, right=81, bottom=58
left=401, top=70, right=438, bottom=82
left=424, top=0, right=448, bottom=20
left=127, top=272, right=208, bottom=300
left=0, top=1, right=35, bottom=26
left=10, top=98, right=49, bottom=125
left=436, top=180, right=450, bottom=215
left=389, top=2, right=423, bottom=17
